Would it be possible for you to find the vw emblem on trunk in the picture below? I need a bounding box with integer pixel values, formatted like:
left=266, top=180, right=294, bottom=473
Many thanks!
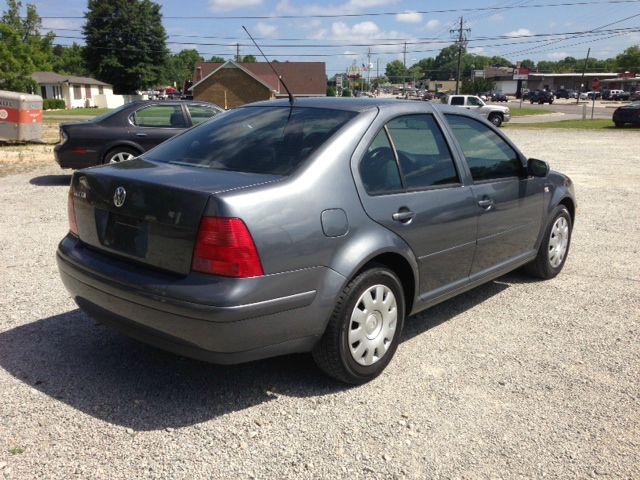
left=113, top=187, right=127, bottom=208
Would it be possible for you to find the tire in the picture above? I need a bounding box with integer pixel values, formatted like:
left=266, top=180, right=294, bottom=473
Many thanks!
left=530, top=100, right=535, bottom=104
left=103, top=147, right=139, bottom=165
left=488, top=113, right=503, bottom=127
left=525, top=205, right=572, bottom=279
left=312, top=266, right=405, bottom=384
left=614, top=121, right=623, bottom=128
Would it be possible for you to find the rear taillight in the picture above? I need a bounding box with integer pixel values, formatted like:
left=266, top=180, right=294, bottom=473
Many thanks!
left=192, top=217, right=263, bottom=278
left=67, top=189, right=79, bottom=236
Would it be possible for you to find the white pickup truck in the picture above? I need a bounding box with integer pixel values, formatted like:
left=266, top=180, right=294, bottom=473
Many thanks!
left=442, top=94, right=511, bottom=127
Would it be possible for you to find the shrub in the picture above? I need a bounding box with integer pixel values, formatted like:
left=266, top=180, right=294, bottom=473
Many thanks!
left=326, top=86, right=337, bottom=97
left=43, top=99, right=66, bottom=110
left=342, top=88, right=352, bottom=97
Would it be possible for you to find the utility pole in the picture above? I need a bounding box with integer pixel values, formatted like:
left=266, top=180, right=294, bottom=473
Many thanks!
left=403, top=42, right=407, bottom=94
left=577, top=47, right=590, bottom=105
left=236, top=43, right=240, bottom=62
left=451, top=17, right=470, bottom=95
left=367, top=47, right=371, bottom=92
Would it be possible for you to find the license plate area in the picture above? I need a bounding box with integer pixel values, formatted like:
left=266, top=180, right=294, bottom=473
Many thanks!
left=96, top=209, right=148, bottom=258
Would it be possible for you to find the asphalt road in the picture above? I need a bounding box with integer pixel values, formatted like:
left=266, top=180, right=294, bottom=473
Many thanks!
left=0, top=129, right=638, bottom=479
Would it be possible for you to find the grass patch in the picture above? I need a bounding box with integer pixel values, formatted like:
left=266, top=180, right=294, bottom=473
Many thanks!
left=9, top=447, right=25, bottom=455
left=509, top=107, right=553, bottom=117
left=505, top=119, right=621, bottom=129
left=44, top=108, right=110, bottom=117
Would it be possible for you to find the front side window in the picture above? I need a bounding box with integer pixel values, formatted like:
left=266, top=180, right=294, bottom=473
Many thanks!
left=133, top=105, right=186, bottom=128
left=445, top=114, right=524, bottom=181
left=144, top=106, right=356, bottom=176
left=360, top=128, right=403, bottom=195
left=467, top=97, right=482, bottom=106
left=187, top=105, right=220, bottom=125
left=386, top=115, right=459, bottom=190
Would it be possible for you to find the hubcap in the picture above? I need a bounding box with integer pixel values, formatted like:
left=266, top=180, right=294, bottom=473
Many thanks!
left=109, top=152, right=135, bottom=163
left=348, top=284, right=397, bottom=366
left=548, top=216, right=569, bottom=268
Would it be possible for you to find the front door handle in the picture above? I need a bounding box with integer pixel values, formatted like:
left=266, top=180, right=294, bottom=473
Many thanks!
left=392, top=209, right=415, bottom=223
left=135, top=132, right=147, bottom=137
left=478, top=198, right=494, bottom=209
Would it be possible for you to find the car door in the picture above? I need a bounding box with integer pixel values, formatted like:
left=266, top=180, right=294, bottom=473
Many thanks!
left=356, top=113, right=478, bottom=297
left=128, top=103, right=188, bottom=151
left=444, top=114, right=545, bottom=275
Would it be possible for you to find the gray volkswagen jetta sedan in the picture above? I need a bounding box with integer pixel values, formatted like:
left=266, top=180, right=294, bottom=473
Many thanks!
left=57, top=98, right=575, bottom=384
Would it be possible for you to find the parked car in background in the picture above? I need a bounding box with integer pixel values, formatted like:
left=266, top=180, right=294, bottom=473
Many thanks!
left=58, top=98, right=575, bottom=384
left=630, top=90, right=640, bottom=101
left=490, top=92, right=508, bottom=102
left=55, top=100, right=223, bottom=169
left=585, top=91, right=601, bottom=100
left=529, top=90, right=554, bottom=104
left=612, top=101, right=640, bottom=127
left=555, top=89, right=578, bottom=99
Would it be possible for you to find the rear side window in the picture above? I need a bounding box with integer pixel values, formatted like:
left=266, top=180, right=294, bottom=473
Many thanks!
left=360, top=129, right=403, bottom=195
left=144, top=106, right=356, bottom=176
left=386, top=115, right=459, bottom=190
left=445, top=114, right=524, bottom=181
left=450, top=96, right=464, bottom=106
left=187, top=105, right=220, bottom=125
left=133, top=105, right=186, bottom=128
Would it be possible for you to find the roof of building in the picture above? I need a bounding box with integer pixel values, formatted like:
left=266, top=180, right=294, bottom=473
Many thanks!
left=192, top=61, right=326, bottom=95
left=31, top=72, right=111, bottom=86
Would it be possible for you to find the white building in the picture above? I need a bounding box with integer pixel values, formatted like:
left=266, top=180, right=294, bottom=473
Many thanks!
left=31, top=72, right=121, bottom=108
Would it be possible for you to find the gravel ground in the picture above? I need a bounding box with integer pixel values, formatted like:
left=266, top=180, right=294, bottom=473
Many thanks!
left=0, top=129, right=639, bottom=479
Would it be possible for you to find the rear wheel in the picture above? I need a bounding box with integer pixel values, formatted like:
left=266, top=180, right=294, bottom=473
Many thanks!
left=525, top=205, right=572, bottom=279
left=313, top=266, right=405, bottom=384
left=103, top=147, right=139, bottom=164
left=614, top=121, right=623, bottom=128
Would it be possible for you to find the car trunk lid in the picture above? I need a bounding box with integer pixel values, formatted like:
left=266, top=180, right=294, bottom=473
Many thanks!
left=70, top=158, right=280, bottom=275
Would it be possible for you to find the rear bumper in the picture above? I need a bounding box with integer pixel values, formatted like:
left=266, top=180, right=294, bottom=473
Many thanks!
left=57, top=235, right=345, bottom=364
left=55, top=144, right=100, bottom=169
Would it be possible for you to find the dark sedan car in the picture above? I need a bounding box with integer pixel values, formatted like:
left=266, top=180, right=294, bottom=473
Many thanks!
left=490, top=92, right=508, bottom=102
left=613, top=101, right=640, bottom=127
left=57, top=98, right=576, bottom=384
left=54, top=100, right=223, bottom=169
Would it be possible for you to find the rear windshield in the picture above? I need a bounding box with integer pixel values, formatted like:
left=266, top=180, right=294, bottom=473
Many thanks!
left=144, top=106, right=357, bottom=176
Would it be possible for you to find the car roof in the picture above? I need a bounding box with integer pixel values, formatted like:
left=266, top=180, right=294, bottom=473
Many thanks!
left=244, top=97, right=472, bottom=117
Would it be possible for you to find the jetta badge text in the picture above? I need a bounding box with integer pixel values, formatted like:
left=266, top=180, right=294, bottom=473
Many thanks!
left=113, top=186, right=127, bottom=208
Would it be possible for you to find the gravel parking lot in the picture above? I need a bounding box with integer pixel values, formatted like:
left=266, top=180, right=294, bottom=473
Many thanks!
left=0, top=129, right=638, bottom=479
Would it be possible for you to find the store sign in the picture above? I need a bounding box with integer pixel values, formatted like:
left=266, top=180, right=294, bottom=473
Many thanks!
left=513, top=67, right=530, bottom=80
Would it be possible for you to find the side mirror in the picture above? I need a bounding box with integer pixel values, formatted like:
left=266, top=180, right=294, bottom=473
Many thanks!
left=528, top=158, right=549, bottom=177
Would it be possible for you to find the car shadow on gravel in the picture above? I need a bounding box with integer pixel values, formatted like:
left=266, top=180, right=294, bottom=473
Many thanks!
left=29, top=174, right=71, bottom=186
left=0, top=274, right=526, bottom=431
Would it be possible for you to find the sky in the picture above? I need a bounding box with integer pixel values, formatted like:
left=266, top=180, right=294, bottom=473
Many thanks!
left=25, top=0, right=640, bottom=77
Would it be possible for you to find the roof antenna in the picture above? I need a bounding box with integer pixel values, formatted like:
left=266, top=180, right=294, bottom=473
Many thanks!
left=242, top=25, right=295, bottom=106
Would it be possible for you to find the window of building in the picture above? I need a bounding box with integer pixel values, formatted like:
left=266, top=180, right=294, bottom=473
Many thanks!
left=73, top=85, right=82, bottom=100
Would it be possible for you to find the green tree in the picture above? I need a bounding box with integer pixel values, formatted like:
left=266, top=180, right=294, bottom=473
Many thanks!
left=0, top=0, right=54, bottom=92
left=52, top=43, right=88, bottom=76
left=83, top=0, right=169, bottom=93
left=326, top=86, right=336, bottom=96
left=165, top=48, right=202, bottom=86
left=460, top=78, right=496, bottom=95
left=616, top=45, right=640, bottom=72
left=208, top=55, right=226, bottom=62
left=241, top=55, right=257, bottom=63
left=385, top=60, right=408, bottom=82
left=433, top=44, right=461, bottom=80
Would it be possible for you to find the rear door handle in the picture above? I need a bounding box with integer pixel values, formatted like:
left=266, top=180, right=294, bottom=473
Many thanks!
left=392, top=210, right=415, bottom=223
left=478, top=198, right=494, bottom=209
left=135, top=132, right=147, bottom=137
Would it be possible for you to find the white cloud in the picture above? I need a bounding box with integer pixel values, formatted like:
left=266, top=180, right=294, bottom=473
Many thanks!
left=328, top=21, right=410, bottom=54
left=425, top=19, right=441, bottom=31
left=255, top=22, right=278, bottom=37
left=468, top=47, right=486, bottom=55
left=209, top=0, right=262, bottom=12
left=396, top=11, right=422, bottom=24
left=489, top=14, right=504, bottom=23
left=506, top=28, right=533, bottom=38
left=276, top=0, right=399, bottom=16
left=41, top=18, right=82, bottom=30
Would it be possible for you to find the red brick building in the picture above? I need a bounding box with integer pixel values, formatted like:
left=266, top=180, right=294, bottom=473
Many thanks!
left=191, top=61, right=326, bottom=109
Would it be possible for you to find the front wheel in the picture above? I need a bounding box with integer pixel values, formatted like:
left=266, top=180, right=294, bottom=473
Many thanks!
left=313, top=267, right=405, bottom=384
left=488, top=113, right=503, bottom=127
left=525, top=205, right=572, bottom=279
